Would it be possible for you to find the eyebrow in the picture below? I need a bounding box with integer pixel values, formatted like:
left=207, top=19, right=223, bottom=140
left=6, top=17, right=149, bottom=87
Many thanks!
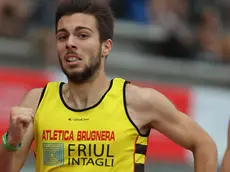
left=56, top=26, right=93, bottom=34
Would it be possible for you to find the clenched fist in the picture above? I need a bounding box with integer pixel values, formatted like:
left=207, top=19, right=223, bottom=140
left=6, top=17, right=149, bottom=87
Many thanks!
left=7, top=107, right=34, bottom=146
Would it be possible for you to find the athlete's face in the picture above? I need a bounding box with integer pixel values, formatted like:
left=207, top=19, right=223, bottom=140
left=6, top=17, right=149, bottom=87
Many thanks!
left=56, top=13, right=112, bottom=84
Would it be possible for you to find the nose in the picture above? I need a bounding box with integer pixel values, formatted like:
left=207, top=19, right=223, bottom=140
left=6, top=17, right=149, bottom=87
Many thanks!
left=66, top=35, right=77, bottom=50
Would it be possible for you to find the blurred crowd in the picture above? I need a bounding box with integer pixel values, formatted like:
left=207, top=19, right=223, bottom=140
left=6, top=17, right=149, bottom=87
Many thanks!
left=113, top=0, right=230, bottom=63
left=0, top=0, right=230, bottom=64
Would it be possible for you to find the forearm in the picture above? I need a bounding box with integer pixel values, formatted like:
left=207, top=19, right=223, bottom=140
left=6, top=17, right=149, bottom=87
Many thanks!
left=193, top=141, right=218, bottom=172
left=221, top=149, right=230, bottom=172
left=0, top=144, right=16, bottom=172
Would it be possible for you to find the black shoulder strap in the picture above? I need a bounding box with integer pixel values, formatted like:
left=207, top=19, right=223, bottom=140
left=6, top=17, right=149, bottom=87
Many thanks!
left=36, top=84, right=47, bottom=110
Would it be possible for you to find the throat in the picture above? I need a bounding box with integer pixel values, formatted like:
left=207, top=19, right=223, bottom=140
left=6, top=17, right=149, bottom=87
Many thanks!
left=63, top=89, right=93, bottom=110
left=61, top=78, right=111, bottom=110
left=68, top=92, right=89, bottom=110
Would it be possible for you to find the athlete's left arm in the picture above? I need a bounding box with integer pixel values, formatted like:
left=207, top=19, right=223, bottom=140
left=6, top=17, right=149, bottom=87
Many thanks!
left=140, top=88, right=218, bottom=172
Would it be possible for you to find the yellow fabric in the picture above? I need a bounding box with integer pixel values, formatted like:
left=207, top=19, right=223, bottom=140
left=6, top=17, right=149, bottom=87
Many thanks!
left=34, top=78, right=149, bottom=172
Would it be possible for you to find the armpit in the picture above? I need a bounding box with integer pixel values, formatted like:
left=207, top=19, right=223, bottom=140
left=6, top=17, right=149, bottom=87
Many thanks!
left=124, top=84, right=155, bottom=135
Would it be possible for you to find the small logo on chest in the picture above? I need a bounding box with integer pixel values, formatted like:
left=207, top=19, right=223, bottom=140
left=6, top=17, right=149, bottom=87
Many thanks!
left=68, top=118, right=89, bottom=121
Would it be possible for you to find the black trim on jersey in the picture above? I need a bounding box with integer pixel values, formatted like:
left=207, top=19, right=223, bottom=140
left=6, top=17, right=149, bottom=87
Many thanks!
left=135, top=163, right=145, bottom=172
left=123, top=81, right=150, bottom=137
left=59, top=79, right=114, bottom=112
left=36, top=85, right=47, bottom=110
left=135, top=144, right=147, bottom=155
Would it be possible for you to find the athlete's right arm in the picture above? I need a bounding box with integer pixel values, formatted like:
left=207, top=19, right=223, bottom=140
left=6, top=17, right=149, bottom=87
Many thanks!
left=221, top=120, right=230, bottom=172
left=0, top=88, right=44, bottom=172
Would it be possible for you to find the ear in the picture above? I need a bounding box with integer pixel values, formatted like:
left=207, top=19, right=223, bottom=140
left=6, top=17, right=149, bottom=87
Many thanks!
left=101, top=39, right=113, bottom=58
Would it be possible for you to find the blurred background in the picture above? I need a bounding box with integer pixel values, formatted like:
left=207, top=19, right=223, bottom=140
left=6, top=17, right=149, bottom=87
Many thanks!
left=0, top=0, right=229, bottom=171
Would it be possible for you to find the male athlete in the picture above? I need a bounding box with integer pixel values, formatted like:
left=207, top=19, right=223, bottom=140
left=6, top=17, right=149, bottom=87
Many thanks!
left=0, top=0, right=217, bottom=172
left=221, top=120, right=230, bottom=172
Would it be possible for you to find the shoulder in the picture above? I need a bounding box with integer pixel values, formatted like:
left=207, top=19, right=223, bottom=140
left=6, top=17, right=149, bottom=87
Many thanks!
left=126, top=83, right=174, bottom=109
left=125, top=83, right=176, bottom=119
left=19, top=86, right=46, bottom=110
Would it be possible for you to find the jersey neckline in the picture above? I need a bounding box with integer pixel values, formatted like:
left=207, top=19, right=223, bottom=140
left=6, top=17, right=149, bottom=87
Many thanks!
left=59, top=79, right=114, bottom=112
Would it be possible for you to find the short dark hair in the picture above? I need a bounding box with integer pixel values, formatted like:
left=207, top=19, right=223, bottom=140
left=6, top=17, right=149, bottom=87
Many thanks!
left=56, top=0, right=114, bottom=42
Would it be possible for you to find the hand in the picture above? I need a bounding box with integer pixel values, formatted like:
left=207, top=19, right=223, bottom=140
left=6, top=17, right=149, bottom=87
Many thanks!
left=7, top=107, right=34, bottom=146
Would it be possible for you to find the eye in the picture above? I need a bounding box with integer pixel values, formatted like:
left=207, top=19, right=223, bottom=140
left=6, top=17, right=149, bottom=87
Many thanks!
left=57, top=35, right=68, bottom=41
left=78, top=33, right=89, bottom=39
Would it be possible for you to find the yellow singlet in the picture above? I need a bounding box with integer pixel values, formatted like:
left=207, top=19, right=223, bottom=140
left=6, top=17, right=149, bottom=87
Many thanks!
left=34, top=78, right=150, bottom=172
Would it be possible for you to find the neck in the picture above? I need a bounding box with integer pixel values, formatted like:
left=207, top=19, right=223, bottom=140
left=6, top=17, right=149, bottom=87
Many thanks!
left=63, top=70, right=110, bottom=110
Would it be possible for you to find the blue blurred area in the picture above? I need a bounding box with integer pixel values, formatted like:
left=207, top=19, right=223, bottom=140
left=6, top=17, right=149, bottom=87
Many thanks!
left=119, top=0, right=150, bottom=23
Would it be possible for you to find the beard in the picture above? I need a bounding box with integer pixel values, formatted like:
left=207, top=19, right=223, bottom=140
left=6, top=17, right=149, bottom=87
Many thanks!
left=59, top=48, right=102, bottom=84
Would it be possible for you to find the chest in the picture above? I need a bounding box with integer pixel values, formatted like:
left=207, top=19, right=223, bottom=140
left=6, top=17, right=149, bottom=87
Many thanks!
left=35, top=105, right=139, bottom=149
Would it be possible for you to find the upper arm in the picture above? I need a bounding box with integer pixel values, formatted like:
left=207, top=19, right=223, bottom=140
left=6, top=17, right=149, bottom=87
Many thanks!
left=131, top=86, right=214, bottom=151
left=150, top=90, right=202, bottom=150
left=14, top=87, right=44, bottom=170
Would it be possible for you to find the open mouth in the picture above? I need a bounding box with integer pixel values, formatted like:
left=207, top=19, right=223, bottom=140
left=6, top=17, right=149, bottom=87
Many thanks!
left=67, top=57, right=79, bottom=62
left=65, top=54, right=82, bottom=63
